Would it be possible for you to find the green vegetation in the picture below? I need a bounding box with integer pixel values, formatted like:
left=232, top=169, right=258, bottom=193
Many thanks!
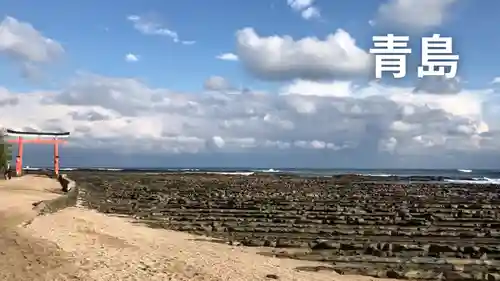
left=0, top=134, right=11, bottom=171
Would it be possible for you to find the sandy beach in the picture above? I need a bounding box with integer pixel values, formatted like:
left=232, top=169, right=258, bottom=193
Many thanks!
left=0, top=176, right=395, bottom=281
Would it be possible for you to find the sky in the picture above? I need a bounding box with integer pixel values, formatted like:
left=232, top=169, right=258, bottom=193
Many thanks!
left=1, top=0, right=500, bottom=169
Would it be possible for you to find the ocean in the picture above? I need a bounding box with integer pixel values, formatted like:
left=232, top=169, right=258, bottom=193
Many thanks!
left=24, top=166, right=500, bottom=185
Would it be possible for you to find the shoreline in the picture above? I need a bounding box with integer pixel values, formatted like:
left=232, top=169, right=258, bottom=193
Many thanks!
left=22, top=168, right=500, bottom=185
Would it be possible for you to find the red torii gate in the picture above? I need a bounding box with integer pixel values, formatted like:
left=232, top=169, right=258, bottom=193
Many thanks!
left=5, top=129, right=70, bottom=176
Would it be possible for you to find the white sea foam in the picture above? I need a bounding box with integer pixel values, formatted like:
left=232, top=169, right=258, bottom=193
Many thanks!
left=255, top=168, right=280, bottom=173
left=204, top=172, right=254, bottom=176
left=444, top=177, right=500, bottom=185
left=96, top=168, right=124, bottom=171
left=358, top=173, right=394, bottom=177
left=23, top=166, right=41, bottom=170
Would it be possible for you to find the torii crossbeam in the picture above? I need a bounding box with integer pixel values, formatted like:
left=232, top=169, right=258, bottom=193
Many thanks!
left=5, top=129, right=70, bottom=176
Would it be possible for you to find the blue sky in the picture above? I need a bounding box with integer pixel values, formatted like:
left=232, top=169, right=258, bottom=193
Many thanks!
left=2, top=0, right=498, bottom=91
left=1, top=0, right=500, bottom=168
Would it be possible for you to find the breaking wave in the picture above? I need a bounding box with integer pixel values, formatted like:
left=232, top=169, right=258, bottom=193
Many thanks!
left=444, top=177, right=500, bottom=185
left=254, top=168, right=281, bottom=173
left=97, top=168, right=124, bottom=171
left=360, top=173, right=394, bottom=177
left=205, top=172, right=255, bottom=176
left=23, top=166, right=40, bottom=171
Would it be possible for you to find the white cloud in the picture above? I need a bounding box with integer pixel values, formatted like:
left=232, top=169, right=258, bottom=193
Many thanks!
left=125, top=53, right=139, bottom=62
left=204, top=76, right=232, bottom=91
left=216, top=53, right=239, bottom=61
left=0, top=16, right=64, bottom=79
left=235, top=28, right=372, bottom=81
left=287, top=0, right=313, bottom=11
left=0, top=16, right=64, bottom=62
left=280, top=80, right=355, bottom=97
left=491, top=77, right=500, bottom=84
left=372, top=0, right=457, bottom=32
left=1, top=16, right=499, bottom=168
left=127, top=15, right=195, bottom=45
left=413, top=76, right=462, bottom=94
left=286, top=0, right=321, bottom=20
left=300, top=7, right=320, bottom=20
left=0, top=73, right=498, bottom=164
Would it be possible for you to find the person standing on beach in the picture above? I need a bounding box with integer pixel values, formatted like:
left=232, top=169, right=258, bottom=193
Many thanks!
left=3, top=161, right=11, bottom=180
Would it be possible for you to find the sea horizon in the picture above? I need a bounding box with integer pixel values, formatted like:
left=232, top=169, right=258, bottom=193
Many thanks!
left=21, top=166, right=500, bottom=184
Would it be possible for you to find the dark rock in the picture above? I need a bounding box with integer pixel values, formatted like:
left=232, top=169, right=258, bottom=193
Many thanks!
left=386, top=270, right=403, bottom=279
left=429, top=244, right=458, bottom=253
left=444, top=271, right=474, bottom=281
left=340, top=243, right=357, bottom=251
left=310, top=240, right=340, bottom=250
left=461, top=246, right=481, bottom=255
left=487, top=273, right=500, bottom=281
